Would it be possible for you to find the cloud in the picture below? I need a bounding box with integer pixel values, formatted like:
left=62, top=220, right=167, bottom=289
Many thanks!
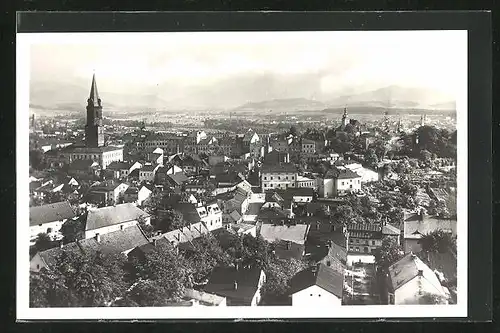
left=28, top=31, right=466, bottom=108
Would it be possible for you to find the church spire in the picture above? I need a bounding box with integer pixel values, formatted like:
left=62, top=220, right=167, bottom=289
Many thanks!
left=88, top=73, right=101, bottom=107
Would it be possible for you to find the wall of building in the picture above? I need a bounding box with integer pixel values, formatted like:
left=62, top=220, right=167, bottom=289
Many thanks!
left=30, top=252, right=47, bottom=272
left=346, top=253, right=375, bottom=266
left=250, top=270, right=267, bottom=306
left=261, top=172, right=297, bottom=191
left=347, top=237, right=382, bottom=254
left=404, top=238, right=422, bottom=254
left=394, top=276, right=446, bottom=305
left=292, top=285, right=342, bottom=307
left=30, top=220, right=65, bottom=239
left=84, top=220, right=140, bottom=239
left=319, top=178, right=335, bottom=198
left=334, top=178, right=362, bottom=196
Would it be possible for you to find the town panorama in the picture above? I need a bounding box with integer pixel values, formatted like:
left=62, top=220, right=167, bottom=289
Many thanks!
left=28, top=70, right=458, bottom=308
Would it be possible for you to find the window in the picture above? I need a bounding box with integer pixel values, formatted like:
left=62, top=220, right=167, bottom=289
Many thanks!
left=364, top=247, right=368, bottom=253
left=326, top=261, right=331, bottom=266
left=36, top=265, right=40, bottom=270
left=342, top=181, right=344, bottom=186
left=372, top=240, right=375, bottom=245
left=264, top=177, right=267, bottom=180
left=350, top=185, right=353, bottom=189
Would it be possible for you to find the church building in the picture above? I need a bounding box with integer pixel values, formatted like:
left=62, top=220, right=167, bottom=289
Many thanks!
left=47, top=74, right=124, bottom=169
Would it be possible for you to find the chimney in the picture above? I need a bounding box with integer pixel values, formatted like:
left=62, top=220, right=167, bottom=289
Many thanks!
left=235, top=262, right=239, bottom=271
left=286, top=241, right=291, bottom=250
left=153, top=239, right=157, bottom=246
left=95, top=233, right=101, bottom=243
left=233, top=281, right=238, bottom=290
left=417, top=269, right=423, bottom=276
left=59, top=240, right=64, bottom=249
left=120, top=224, right=124, bottom=231
left=311, top=264, right=318, bottom=274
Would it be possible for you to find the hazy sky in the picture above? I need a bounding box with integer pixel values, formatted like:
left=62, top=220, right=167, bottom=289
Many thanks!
left=29, top=31, right=466, bottom=108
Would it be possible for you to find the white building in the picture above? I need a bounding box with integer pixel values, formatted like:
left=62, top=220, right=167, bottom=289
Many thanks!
left=387, top=253, right=449, bottom=305
left=139, top=164, right=160, bottom=182
left=84, top=203, right=150, bottom=239
left=29, top=201, right=76, bottom=242
left=318, top=167, right=362, bottom=198
left=137, top=185, right=153, bottom=206
left=290, top=263, right=343, bottom=307
left=261, top=163, right=298, bottom=192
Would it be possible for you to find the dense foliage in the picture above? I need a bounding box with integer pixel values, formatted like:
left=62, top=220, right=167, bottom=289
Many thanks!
left=373, top=237, right=405, bottom=271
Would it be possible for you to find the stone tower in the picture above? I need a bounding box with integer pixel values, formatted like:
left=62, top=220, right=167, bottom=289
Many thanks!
left=85, top=74, right=104, bottom=147
left=341, top=106, right=349, bottom=127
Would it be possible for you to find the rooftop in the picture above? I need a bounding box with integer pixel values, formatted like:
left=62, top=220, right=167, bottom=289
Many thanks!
left=388, top=253, right=446, bottom=295
left=85, top=203, right=149, bottom=231
left=203, top=266, right=263, bottom=305
left=404, top=215, right=457, bottom=239
left=30, top=201, right=76, bottom=226
left=261, top=163, right=298, bottom=174
left=259, top=223, right=309, bottom=245
left=289, top=263, right=343, bottom=298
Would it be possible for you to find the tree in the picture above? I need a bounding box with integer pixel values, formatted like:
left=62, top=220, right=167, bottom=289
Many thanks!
left=364, top=148, right=379, bottom=170
left=29, top=270, right=75, bottom=307
left=157, top=209, right=185, bottom=232
left=133, top=241, right=192, bottom=301
left=261, top=258, right=308, bottom=302
left=373, top=237, right=405, bottom=271
left=60, top=214, right=86, bottom=244
left=34, top=233, right=54, bottom=252
left=227, top=234, right=273, bottom=270
left=56, top=250, right=128, bottom=307
left=29, top=149, right=45, bottom=170
left=137, top=215, right=155, bottom=238
left=419, top=230, right=457, bottom=253
left=182, top=235, right=231, bottom=283
left=419, top=149, right=432, bottom=164
left=418, top=292, right=448, bottom=305
left=117, top=279, right=173, bottom=307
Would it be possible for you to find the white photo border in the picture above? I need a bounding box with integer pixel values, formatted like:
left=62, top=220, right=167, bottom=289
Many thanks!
left=16, top=30, right=468, bottom=320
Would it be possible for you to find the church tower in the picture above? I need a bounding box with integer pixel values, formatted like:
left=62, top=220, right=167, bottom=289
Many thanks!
left=85, top=74, right=104, bottom=147
left=341, top=106, right=349, bottom=127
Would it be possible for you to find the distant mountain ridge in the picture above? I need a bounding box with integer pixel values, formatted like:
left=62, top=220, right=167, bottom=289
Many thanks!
left=30, top=80, right=456, bottom=114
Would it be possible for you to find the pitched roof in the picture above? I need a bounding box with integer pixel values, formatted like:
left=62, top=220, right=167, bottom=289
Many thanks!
left=289, top=263, right=343, bottom=298
left=30, top=201, right=76, bottom=226
left=203, top=266, right=263, bottom=305
left=324, top=167, right=361, bottom=180
left=167, top=172, right=189, bottom=186
left=261, top=163, right=297, bottom=174
left=37, top=225, right=149, bottom=268
left=259, top=224, right=309, bottom=245
left=107, top=161, right=132, bottom=170
left=404, top=216, right=457, bottom=239
left=246, top=202, right=264, bottom=216
left=184, top=288, right=226, bottom=306
left=387, top=253, right=446, bottom=295
left=382, top=224, right=401, bottom=235
left=85, top=203, right=149, bottom=231
left=257, top=207, right=288, bottom=220
left=78, top=224, right=150, bottom=255
left=141, top=164, right=158, bottom=172
left=69, top=159, right=96, bottom=170
left=272, top=240, right=305, bottom=260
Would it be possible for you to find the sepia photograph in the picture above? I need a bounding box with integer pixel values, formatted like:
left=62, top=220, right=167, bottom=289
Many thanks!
left=17, top=28, right=468, bottom=319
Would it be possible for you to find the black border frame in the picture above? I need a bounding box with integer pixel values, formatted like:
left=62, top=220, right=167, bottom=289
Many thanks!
left=6, top=10, right=493, bottom=328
